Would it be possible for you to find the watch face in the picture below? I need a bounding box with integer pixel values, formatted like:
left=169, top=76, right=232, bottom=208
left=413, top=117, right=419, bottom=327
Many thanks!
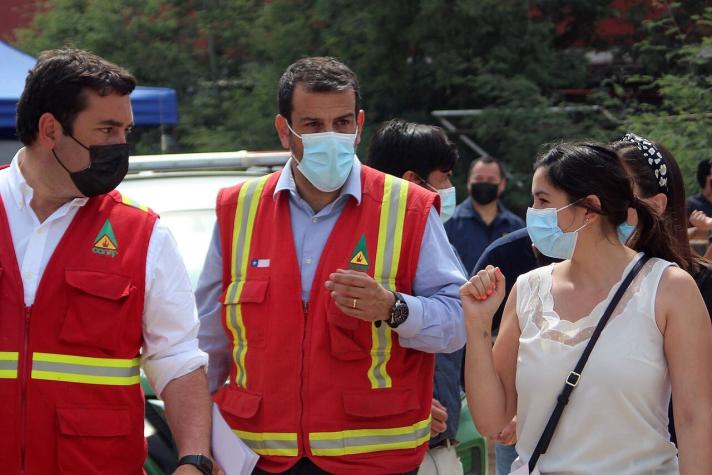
left=387, top=297, right=409, bottom=328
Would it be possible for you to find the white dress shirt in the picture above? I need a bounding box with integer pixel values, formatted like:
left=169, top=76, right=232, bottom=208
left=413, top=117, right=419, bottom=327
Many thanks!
left=0, top=150, right=208, bottom=396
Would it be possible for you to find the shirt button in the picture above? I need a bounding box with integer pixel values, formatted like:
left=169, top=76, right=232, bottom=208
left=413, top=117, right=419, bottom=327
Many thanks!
left=305, top=258, right=312, bottom=265
left=36, top=227, right=46, bottom=235
left=312, top=217, right=319, bottom=223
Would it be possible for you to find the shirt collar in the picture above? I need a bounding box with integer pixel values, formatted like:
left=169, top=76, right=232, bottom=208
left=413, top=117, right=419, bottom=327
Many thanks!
left=8, top=148, right=89, bottom=211
left=273, top=155, right=362, bottom=205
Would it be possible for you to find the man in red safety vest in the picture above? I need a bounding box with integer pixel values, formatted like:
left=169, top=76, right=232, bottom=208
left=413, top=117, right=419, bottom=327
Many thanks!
left=196, top=57, right=466, bottom=475
left=0, top=48, right=218, bottom=475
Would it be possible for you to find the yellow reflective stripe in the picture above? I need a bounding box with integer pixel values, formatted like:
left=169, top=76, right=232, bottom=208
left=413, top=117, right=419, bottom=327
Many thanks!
left=368, top=176, right=408, bottom=389
left=121, top=194, right=149, bottom=212
left=233, top=429, right=299, bottom=456
left=0, top=352, right=19, bottom=379
left=309, top=417, right=431, bottom=456
left=226, top=175, right=270, bottom=388
left=31, top=353, right=140, bottom=386
left=389, top=179, right=408, bottom=289
left=32, top=352, right=140, bottom=367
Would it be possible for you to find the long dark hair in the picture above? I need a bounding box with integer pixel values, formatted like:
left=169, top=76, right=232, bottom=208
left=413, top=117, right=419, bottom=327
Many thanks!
left=534, top=142, right=686, bottom=264
left=612, top=140, right=705, bottom=274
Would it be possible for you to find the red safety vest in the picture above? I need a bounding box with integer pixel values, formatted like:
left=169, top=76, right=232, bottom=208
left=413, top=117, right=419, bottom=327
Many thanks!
left=0, top=191, right=156, bottom=475
left=215, top=165, right=438, bottom=474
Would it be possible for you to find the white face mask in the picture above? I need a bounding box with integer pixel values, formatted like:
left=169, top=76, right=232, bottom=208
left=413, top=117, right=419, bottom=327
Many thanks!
left=287, top=122, right=357, bottom=192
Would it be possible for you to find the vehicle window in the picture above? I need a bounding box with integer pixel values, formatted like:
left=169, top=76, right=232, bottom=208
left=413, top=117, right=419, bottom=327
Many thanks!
left=159, top=209, right=216, bottom=287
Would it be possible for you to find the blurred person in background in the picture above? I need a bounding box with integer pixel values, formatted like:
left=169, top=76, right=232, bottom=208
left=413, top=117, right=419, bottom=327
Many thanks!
left=445, top=156, right=524, bottom=274
left=613, top=133, right=712, bottom=446
left=367, top=118, right=466, bottom=475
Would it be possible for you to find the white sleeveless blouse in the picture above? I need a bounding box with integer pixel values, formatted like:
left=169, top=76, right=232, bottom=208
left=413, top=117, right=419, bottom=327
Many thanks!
left=512, top=254, right=679, bottom=474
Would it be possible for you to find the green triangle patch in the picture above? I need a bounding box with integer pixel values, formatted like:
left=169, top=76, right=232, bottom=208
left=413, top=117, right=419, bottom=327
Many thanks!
left=348, top=234, right=369, bottom=270
left=93, top=219, right=118, bottom=257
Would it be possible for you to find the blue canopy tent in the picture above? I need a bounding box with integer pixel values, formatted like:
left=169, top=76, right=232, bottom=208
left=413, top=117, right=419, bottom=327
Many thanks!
left=0, top=41, right=178, bottom=140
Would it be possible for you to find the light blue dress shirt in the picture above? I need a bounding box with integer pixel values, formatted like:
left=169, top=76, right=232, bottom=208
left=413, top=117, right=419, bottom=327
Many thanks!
left=196, top=157, right=466, bottom=392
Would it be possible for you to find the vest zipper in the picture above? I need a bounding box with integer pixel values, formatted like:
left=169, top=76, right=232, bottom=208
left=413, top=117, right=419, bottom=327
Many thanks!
left=19, top=305, right=32, bottom=474
left=299, top=301, right=309, bottom=457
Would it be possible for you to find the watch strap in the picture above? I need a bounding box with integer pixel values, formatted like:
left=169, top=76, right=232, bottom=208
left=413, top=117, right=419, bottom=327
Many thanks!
left=177, top=454, right=212, bottom=475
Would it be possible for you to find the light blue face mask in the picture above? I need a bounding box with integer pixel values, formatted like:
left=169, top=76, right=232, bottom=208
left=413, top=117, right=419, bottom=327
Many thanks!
left=417, top=175, right=456, bottom=223
left=526, top=201, right=588, bottom=260
left=436, top=186, right=456, bottom=223
left=287, top=123, right=357, bottom=192
left=617, top=222, right=635, bottom=244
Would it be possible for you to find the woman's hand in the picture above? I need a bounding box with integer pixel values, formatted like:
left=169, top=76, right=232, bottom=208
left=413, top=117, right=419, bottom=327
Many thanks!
left=690, top=210, right=712, bottom=231
left=460, top=265, right=506, bottom=330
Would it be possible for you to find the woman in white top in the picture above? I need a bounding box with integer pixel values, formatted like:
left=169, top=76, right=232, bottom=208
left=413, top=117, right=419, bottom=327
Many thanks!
left=462, top=143, right=712, bottom=474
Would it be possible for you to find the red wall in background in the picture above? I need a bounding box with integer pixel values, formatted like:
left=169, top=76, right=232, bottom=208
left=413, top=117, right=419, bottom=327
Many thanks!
left=0, top=1, right=41, bottom=41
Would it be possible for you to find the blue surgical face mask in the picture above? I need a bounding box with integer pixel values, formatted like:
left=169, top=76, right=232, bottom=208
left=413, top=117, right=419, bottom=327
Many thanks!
left=617, top=222, right=635, bottom=244
left=417, top=175, right=456, bottom=223
left=287, top=123, right=357, bottom=192
left=526, top=201, right=588, bottom=260
left=437, top=186, right=456, bottom=223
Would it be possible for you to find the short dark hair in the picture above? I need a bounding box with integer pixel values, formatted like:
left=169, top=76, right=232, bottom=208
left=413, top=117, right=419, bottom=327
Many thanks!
left=696, top=159, right=712, bottom=188
left=367, top=119, right=458, bottom=179
left=278, top=57, right=361, bottom=123
left=16, top=48, right=136, bottom=145
left=469, top=156, right=505, bottom=181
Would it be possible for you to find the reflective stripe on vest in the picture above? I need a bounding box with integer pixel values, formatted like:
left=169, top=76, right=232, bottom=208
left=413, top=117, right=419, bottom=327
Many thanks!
left=309, top=416, right=431, bottom=456
left=121, top=194, right=149, bottom=212
left=226, top=175, right=270, bottom=388
left=0, top=352, right=19, bottom=378
left=233, top=429, right=299, bottom=456
left=368, top=175, right=409, bottom=389
left=30, top=352, right=140, bottom=385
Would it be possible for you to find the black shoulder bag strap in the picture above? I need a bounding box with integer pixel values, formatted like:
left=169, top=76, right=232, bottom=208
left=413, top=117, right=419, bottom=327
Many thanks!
left=527, top=254, right=651, bottom=473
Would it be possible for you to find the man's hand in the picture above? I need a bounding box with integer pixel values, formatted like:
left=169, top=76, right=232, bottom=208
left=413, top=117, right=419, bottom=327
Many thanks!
left=690, top=210, right=712, bottom=231
left=430, top=398, right=448, bottom=438
left=325, top=269, right=395, bottom=322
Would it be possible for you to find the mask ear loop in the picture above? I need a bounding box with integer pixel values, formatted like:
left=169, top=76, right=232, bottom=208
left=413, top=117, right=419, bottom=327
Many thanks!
left=558, top=197, right=590, bottom=233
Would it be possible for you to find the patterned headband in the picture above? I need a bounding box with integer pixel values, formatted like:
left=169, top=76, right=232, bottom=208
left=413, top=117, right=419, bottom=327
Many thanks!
left=622, top=133, right=668, bottom=193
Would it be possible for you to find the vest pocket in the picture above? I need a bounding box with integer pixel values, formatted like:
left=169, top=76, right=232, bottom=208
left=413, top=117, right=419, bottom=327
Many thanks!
left=342, top=388, right=419, bottom=419
left=221, top=278, right=270, bottom=348
left=61, top=270, right=134, bottom=353
left=326, top=298, right=370, bottom=360
left=217, top=385, right=263, bottom=419
left=56, top=405, right=137, bottom=474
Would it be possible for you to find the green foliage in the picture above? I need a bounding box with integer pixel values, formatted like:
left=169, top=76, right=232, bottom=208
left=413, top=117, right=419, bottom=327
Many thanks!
left=616, top=3, right=712, bottom=195
left=14, top=1, right=708, bottom=208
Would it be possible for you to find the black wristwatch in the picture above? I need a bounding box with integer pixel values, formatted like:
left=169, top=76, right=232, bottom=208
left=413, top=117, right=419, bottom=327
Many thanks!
left=177, top=454, right=213, bottom=475
left=386, top=292, right=409, bottom=328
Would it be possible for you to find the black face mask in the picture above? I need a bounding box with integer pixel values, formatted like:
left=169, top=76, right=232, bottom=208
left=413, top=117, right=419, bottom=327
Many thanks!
left=53, top=135, right=129, bottom=197
left=469, top=182, right=499, bottom=205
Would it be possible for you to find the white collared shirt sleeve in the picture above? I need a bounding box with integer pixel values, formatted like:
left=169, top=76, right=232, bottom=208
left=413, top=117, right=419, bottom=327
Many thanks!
left=142, top=219, right=208, bottom=397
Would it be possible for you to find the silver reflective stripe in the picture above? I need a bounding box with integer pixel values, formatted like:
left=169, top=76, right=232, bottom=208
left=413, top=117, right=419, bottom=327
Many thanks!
left=309, top=418, right=431, bottom=456
left=234, top=430, right=299, bottom=456
left=229, top=177, right=264, bottom=297
left=32, top=360, right=139, bottom=378
left=227, top=175, right=270, bottom=388
left=378, top=178, right=405, bottom=291
left=0, top=360, right=18, bottom=371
